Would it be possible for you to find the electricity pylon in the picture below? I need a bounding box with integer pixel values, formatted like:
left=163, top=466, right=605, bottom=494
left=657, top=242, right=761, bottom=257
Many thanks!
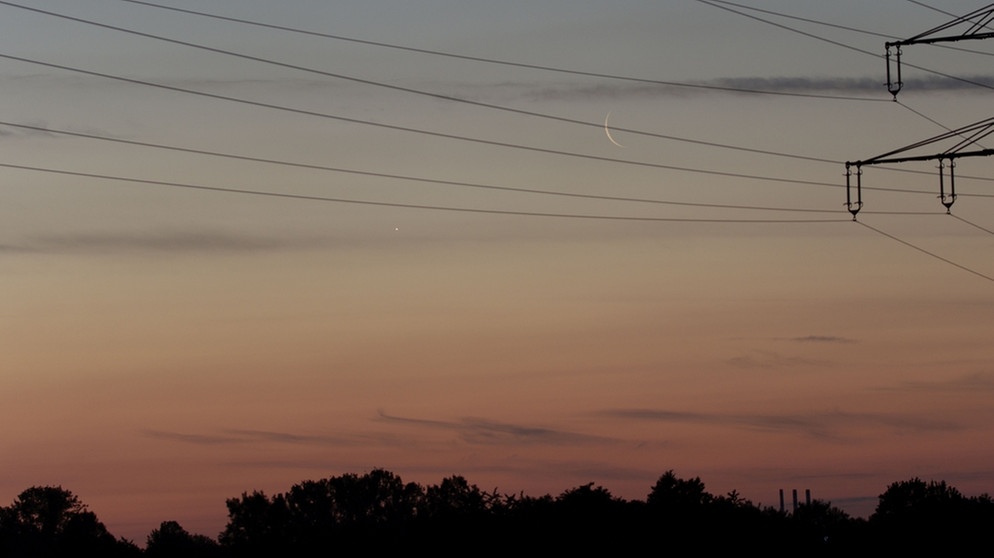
left=846, top=3, right=994, bottom=219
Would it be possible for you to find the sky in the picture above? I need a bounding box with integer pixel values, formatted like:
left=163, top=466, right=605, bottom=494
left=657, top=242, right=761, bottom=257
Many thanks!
left=2, top=0, right=994, bottom=543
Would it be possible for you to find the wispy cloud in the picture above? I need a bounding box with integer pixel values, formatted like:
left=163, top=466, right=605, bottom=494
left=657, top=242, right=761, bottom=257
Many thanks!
left=144, top=430, right=245, bottom=446
left=222, top=429, right=359, bottom=446
left=890, top=372, right=994, bottom=393
left=144, top=413, right=620, bottom=451
left=789, top=335, right=856, bottom=344
left=377, top=410, right=618, bottom=446
left=513, top=74, right=994, bottom=102
left=1, top=230, right=335, bottom=255
left=144, top=428, right=374, bottom=448
left=727, top=350, right=828, bottom=369
left=598, top=408, right=961, bottom=441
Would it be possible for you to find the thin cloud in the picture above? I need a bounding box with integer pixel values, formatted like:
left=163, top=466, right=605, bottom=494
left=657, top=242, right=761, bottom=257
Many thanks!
left=727, top=350, right=828, bottom=369
left=514, top=74, right=994, bottom=102
left=891, top=372, right=994, bottom=393
left=2, top=230, right=335, bottom=255
left=709, top=75, right=994, bottom=95
left=598, top=408, right=961, bottom=441
left=144, top=429, right=245, bottom=446
left=790, top=335, right=857, bottom=344
left=377, top=410, right=618, bottom=446
left=223, top=429, right=358, bottom=446
left=144, top=428, right=374, bottom=448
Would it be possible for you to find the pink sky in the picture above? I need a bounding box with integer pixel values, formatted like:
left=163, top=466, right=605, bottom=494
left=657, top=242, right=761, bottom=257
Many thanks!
left=2, top=0, right=993, bottom=543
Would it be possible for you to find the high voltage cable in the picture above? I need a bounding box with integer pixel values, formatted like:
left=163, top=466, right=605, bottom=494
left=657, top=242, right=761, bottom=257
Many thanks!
left=0, top=120, right=842, bottom=215
left=0, top=161, right=846, bottom=224
left=0, top=52, right=852, bottom=191
left=6, top=120, right=986, bottom=205
left=109, top=0, right=887, bottom=103
left=1, top=120, right=956, bottom=213
left=856, top=219, right=994, bottom=283
left=951, top=213, right=994, bottom=236
left=697, top=0, right=994, bottom=93
left=896, top=99, right=990, bottom=150
left=6, top=3, right=993, bottom=189
left=707, top=0, right=994, bottom=57
left=897, top=99, right=964, bottom=133
left=705, top=0, right=894, bottom=40
left=13, top=3, right=994, bottom=188
left=698, top=0, right=895, bottom=58
left=0, top=0, right=842, bottom=166
left=905, top=0, right=959, bottom=19
left=5, top=4, right=990, bottom=197
left=713, top=0, right=994, bottom=189
left=2, top=5, right=982, bottom=274
left=908, top=0, right=991, bottom=34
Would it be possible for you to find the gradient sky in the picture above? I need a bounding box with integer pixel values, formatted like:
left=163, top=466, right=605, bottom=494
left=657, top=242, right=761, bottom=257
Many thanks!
left=3, top=0, right=994, bottom=543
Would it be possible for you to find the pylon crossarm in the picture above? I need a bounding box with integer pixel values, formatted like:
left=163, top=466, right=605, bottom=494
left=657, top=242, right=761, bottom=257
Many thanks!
left=884, top=4, right=994, bottom=97
left=853, top=117, right=994, bottom=166
left=854, top=148, right=994, bottom=167
left=900, top=3, right=994, bottom=44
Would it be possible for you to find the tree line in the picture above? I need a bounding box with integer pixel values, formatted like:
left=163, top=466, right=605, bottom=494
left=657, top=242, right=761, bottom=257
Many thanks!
left=1, top=469, right=992, bottom=556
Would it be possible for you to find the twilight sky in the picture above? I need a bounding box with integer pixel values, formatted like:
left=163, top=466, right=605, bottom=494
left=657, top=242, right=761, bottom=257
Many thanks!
left=2, top=0, right=994, bottom=542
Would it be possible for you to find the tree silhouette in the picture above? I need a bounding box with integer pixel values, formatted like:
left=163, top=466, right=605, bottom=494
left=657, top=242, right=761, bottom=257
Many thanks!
left=789, top=499, right=867, bottom=553
left=647, top=470, right=712, bottom=511
left=869, top=477, right=991, bottom=552
left=146, top=520, right=221, bottom=558
left=222, top=469, right=425, bottom=555
left=219, top=490, right=290, bottom=557
left=417, top=476, right=498, bottom=553
left=323, top=469, right=422, bottom=531
left=874, top=477, right=963, bottom=520
left=423, top=476, right=490, bottom=520
left=551, top=483, right=643, bottom=553
left=0, top=486, right=137, bottom=557
left=7, top=470, right=993, bottom=556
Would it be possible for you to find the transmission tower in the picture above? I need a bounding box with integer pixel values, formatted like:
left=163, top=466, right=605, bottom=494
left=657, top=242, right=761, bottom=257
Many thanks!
left=845, top=3, right=994, bottom=219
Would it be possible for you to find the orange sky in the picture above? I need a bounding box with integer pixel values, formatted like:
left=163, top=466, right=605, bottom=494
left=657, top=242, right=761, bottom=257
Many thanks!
left=2, top=0, right=993, bottom=543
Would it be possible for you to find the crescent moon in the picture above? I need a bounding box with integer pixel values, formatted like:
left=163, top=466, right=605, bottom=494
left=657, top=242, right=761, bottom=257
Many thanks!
left=604, top=111, right=626, bottom=148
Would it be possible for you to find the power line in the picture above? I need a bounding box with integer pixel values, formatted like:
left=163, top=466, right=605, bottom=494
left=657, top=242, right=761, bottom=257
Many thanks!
left=950, top=213, right=994, bottom=235
left=905, top=0, right=960, bottom=19
left=20, top=0, right=994, bottom=191
left=7, top=119, right=984, bottom=207
left=896, top=99, right=989, bottom=150
left=0, top=161, right=847, bottom=224
left=698, top=0, right=890, bottom=58
left=0, top=52, right=852, bottom=192
left=908, top=0, right=990, bottom=36
left=896, top=99, right=964, bottom=132
left=0, top=0, right=849, bottom=166
left=856, top=219, right=994, bottom=283
left=707, top=0, right=994, bottom=57
left=5, top=120, right=960, bottom=214
left=8, top=2, right=993, bottom=192
left=111, top=0, right=888, bottom=103
left=2, top=3, right=983, bottom=283
left=0, top=120, right=845, bottom=215
left=697, top=0, right=994, bottom=93
left=6, top=2, right=988, bottom=203
left=903, top=0, right=994, bottom=39
left=704, top=0, right=894, bottom=40
left=8, top=119, right=981, bottom=208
